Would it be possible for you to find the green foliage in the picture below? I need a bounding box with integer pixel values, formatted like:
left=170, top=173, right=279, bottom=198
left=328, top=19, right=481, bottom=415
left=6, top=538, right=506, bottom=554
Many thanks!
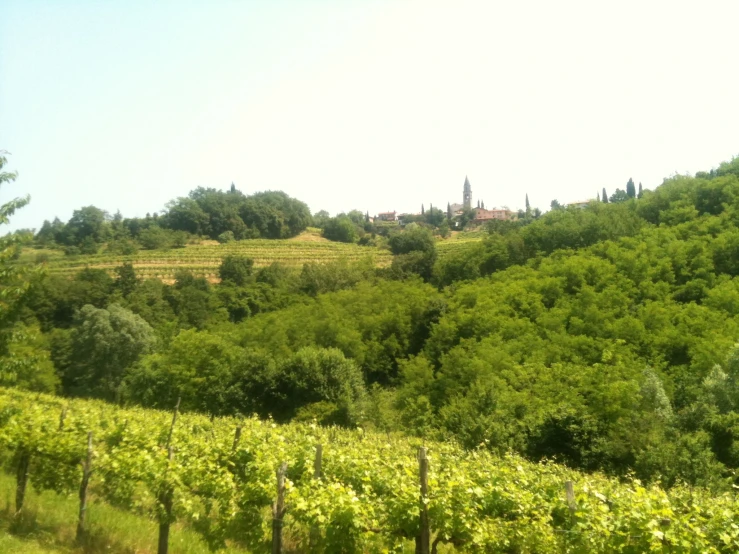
left=626, top=177, right=636, bottom=198
left=63, top=304, right=157, bottom=399
left=217, top=230, right=235, bottom=243
left=218, top=255, right=254, bottom=286
left=5, top=387, right=739, bottom=554
left=0, top=324, right=58, bottom=392
left=388, top=223, right=435, bottom=255
left=15, top=152, right=739, bottom=499
left=63, top=206, right=108, bottom=246
left=124, top=328, right=245, bottom=415
left=322, top=216, right=359, bottom=243
left=270, top=347, right=367, bottom=425
left=138, top=226, right=187, bottom=250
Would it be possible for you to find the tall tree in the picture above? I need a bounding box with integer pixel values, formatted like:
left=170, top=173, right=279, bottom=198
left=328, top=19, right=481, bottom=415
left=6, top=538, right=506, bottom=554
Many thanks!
left=421, top=204, right=425, bottom=215
left=446, top=203, right=452, bottom=220
left=64, top=304, right=157, bottom=399
left=525, top=194, right=530, bottom=211
left=602, top=188, right=608, bottom=203
left=626, top=177, right=636, bottom=198
left=0, top=151, right=34, bottom=344
left=638, top=182, right=643, bottom=198
left=609, top=188, right=629, bottom=203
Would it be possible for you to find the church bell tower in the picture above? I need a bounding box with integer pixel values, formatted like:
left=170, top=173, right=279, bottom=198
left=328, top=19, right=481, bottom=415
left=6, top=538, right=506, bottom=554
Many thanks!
left=463, top=176, right=472, bottom=210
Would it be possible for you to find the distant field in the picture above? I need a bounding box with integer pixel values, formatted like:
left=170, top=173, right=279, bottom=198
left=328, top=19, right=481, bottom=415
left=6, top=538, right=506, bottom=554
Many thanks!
left=20, top=230, right=484, bottom=282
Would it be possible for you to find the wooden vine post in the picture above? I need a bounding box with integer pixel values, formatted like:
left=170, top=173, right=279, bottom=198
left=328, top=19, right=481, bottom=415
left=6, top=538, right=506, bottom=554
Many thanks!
left=565, top=481, right=576, bottom=513
left=272, top=462, right=288, bottom=554
left=157, top=446, right=175, bottom=554
left=314, top=444, right=322, bottom=479
left=309, top=445, right=323, bottom=547
left=231, top=423, right=243, bottom=452
left=76, top=431, right=93, bottom=542
left=58, top=407, right=67, bottom=431
left=417, top=447, right=430, bottom=554
left=158, top=397, right=180, bottom=554
left=14, top=447, right=30, bottom=515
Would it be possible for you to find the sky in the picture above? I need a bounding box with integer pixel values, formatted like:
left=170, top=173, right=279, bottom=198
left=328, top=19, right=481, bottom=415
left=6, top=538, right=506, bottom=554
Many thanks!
left=1, top=0, right=739, bottom=231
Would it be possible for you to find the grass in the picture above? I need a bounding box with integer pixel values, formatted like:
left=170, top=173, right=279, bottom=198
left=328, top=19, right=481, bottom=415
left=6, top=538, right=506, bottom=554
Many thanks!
left=0, top=532, right=69, bottom=553
left=0, top=472, right=248, bottom=554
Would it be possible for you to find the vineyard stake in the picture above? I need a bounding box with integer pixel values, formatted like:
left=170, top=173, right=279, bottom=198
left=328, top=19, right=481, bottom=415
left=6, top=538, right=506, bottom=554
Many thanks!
left=232, top=424, right=243, bottom=452
left=59, top=407, right=67, bottom=431
left=271, top=461, right=288, bottom=554
left=76, top=431, right=93, bottom=542
left=309, top=445, right=323, bottom=548
left=157, top=446, right=175, bottom=554
left=417, top=447, right=430, bottom=554
left=314, top=444, right=322, bottom=479
left=166, top=397, right=181, bottom=449
left=565, top=481, right=576, bottom=513
left=14, top=448, right=30, bottom=515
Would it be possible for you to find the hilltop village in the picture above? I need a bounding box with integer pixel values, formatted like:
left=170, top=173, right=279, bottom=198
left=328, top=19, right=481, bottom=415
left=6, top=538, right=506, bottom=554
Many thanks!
left=373, top=176, right=516, bottom=226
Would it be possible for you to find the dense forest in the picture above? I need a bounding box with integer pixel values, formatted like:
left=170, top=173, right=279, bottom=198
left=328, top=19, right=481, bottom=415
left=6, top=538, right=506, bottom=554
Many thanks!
left=4, top=152, right=739, bottom=494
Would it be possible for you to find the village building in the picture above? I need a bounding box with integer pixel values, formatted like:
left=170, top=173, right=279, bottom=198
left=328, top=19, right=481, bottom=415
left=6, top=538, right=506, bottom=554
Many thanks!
left=376, top=211, right=397, bottom=222
left=566, top=200, right=592, bottom=209
left=473, top=207, right=515, bottom=223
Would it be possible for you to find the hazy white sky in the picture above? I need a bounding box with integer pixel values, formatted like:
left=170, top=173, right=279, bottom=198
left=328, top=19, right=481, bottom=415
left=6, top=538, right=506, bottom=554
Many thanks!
left=2, top=0, right=738, bottom=231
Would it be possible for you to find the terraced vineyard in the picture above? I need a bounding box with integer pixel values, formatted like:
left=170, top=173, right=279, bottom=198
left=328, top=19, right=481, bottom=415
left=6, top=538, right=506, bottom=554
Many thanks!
left=23, top=232, right=485, bottom=282
left=32, top=239, right=394, bottom=282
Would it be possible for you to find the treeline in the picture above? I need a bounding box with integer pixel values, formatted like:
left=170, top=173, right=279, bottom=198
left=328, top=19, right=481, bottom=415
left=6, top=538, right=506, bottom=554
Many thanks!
left=6, top=153, right=739, bottom=492
left=33, top=187, right=312, bottom=254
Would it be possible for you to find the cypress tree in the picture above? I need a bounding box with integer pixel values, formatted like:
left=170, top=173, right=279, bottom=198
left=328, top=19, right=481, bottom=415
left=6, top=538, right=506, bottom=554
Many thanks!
left=626, top=177, right=636, bottom=198
left=638, top=182, right=643, bottom=199
left=446, top=203, right=452, bottom=220
left=525, top=194, right=530, bottom=211
left=421, top=204, right=425, bottom=215
left=602, top=188, right=608, bottom=203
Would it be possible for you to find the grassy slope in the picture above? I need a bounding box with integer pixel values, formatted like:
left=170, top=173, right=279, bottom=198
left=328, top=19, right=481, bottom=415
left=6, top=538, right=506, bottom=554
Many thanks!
left=21, top=230, right=482, bottom=282
left=0, top=473, right=247, bottom=554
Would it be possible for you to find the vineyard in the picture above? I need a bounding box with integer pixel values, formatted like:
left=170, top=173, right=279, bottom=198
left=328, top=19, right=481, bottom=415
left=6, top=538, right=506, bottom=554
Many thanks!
left=30, top=240, right=394, bottom=282
left=23, top=234, right=481, bottom=282
left=2, top=388, right=738, bottom=553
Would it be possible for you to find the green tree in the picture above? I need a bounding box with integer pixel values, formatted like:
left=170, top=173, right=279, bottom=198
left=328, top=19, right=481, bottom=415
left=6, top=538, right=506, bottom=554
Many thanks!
left=322, top=216, right=358, bottom=243
left=609, top=188, right=629, bottom=203
left=218, top=255, right=254, bottom=286
left=638, top=182, right=643, bottom=198
left=525, top=194, right=530, bottom=211
left=64, top=304, right=157, bottom=399
left=0, top=325, right=58, bottom=392
left=626, top=177, right=636, bottom=198
left=114, top=263, right=139, bottom=297
left=602, top=188, right=608, bottom=203
left=0, top=151, right=37, bottom=348
left=64, top=206, right=108, bottom=246
left=123, top=329, right=245, bottom=414
left=270, top=347, right=367, bottom=425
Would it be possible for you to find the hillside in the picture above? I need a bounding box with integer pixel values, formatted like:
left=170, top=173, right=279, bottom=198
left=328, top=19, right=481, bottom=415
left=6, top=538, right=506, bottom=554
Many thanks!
left=1, top=387, right=737, bottom=553
left=19, top=230, right=477, bottom=283
left=5, top=155, right=739, bottom=551
left=24, top=235, right=393, bottom=282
